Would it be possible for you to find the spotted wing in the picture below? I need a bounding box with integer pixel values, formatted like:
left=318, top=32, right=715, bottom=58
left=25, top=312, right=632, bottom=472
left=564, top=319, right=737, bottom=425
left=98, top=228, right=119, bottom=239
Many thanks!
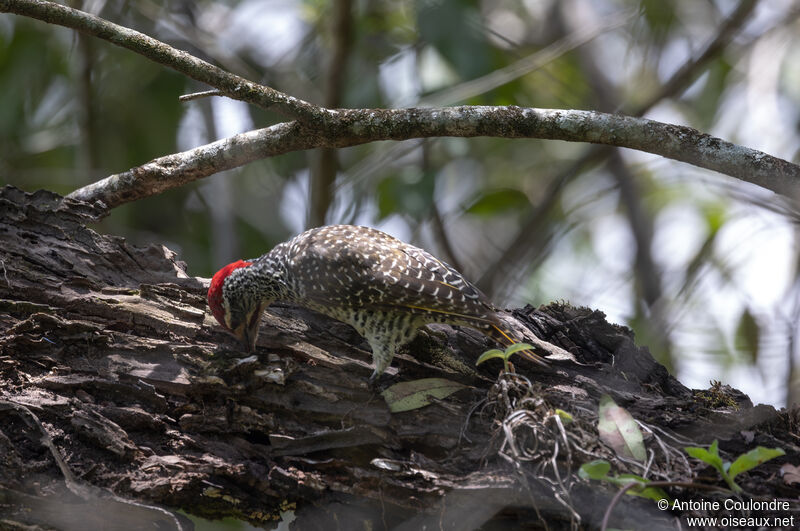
left=287, top=226, right=548, bottom=366
left=378, top=244, right=498, bottom=321
left=388, top=246, right=549, bottom=366
left=287, top=226, right=494, bottom=321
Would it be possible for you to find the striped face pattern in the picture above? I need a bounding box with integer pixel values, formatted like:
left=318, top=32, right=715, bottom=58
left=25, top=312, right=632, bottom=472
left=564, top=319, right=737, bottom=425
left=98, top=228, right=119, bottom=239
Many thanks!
left=209, top=225, right=541, bottom=380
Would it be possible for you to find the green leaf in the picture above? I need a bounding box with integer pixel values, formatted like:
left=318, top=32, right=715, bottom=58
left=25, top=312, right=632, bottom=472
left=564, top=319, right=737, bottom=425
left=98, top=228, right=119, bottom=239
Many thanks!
left=640, top=0, right=676, bottom=35
left=376, top=176, right=400, bottom=220
left=598, top=395, right=647, bottom=462
left=616, top=474, right=669, bottom=502
left=554, top=409, right=573, bottom=424
left=685, top=441, right=725, bottom=473
left=465, top=189, right=530, bottom=217
left=417, top=0, right=490, bottom=80
left=381, top=378, right=466, bottom=413
left=376, top=170, right=436, bottom=220
left=579, top=462, right=670, bottom=502
left=701, top=199, right=728, bottom=234
left=690, top=59, right=733, bottom=130
left=728, top=447, right=785, bottom=480
left=475, top=349, right=506, bottom=366
left=578, top=459, right=611, bottom=480
left=503, top=342, right=535, bottom=357
left=685, top=440, right=742, bottom=492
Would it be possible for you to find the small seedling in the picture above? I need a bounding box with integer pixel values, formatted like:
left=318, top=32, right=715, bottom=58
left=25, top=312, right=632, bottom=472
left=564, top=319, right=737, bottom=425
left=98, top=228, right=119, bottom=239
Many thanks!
left=684, top=439, right=784, bottom=492
left=578, top=459, right=669, bottom=502
left=554, top=408, right=573, bottom=424
left=476, top=342, right=535, bottom=373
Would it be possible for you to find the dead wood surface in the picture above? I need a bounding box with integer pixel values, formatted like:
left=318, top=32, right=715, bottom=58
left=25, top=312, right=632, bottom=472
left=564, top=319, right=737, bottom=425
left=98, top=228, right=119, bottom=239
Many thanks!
left=0, top=185, right=797, bottom=530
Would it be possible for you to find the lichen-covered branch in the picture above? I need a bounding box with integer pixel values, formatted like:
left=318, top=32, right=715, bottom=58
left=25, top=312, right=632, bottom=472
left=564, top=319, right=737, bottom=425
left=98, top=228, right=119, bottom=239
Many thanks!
left=68, top=106, right=800, bottom=210
left=67, top=122, right=310, bottom=208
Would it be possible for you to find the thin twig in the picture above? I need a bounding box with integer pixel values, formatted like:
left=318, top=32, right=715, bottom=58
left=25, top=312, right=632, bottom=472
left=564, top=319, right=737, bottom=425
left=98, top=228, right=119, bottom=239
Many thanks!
left=337, top=8, right=634, bottom=196
left=0, top=400, right=189, bottom=530
left=627, top=0, right=760, bottom=117
left=178, top=89, right=223, bottom=102
left=417, top=10, right=634, bottom=108
left=423, top=140, right=465, bottom=272
left=0, top=259, right=9, bottom=287
left=0, top=400, right=79, bottom=492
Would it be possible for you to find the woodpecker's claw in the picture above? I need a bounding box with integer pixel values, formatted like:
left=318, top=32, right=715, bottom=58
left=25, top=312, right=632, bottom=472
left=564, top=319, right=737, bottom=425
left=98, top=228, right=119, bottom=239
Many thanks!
left=369, top=370, right=393, bottom=391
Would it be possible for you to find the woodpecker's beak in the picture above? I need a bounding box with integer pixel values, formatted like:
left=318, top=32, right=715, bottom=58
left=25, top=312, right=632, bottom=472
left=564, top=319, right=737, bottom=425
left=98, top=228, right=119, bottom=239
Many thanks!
left=232, top=319, right=259, bottom=352
left=234, top=303, right=266, bottom=352
left=241, top=320, right=259, bottom=352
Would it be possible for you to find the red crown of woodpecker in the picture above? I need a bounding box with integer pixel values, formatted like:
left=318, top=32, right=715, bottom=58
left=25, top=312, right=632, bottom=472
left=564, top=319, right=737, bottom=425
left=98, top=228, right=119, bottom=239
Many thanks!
left=207, top=260, right=252, bottom=329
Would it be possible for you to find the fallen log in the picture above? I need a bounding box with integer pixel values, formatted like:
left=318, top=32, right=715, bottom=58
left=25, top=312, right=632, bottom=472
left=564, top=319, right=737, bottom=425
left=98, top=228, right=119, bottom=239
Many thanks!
left=0, top=185, right=796, bottom=530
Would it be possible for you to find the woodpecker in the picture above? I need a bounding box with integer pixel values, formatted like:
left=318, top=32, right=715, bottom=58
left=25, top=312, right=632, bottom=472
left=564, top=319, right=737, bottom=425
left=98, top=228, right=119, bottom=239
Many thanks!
left=207, top=225, right=549, bottom=382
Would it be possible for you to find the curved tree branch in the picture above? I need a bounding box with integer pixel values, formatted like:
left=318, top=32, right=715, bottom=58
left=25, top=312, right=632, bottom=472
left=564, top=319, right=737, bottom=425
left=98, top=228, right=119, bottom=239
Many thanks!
left=66, top=122, right=309, bottom=208
left=67, top=106, right=800, bottom=210
left=6, top=0, right=799, bottom=213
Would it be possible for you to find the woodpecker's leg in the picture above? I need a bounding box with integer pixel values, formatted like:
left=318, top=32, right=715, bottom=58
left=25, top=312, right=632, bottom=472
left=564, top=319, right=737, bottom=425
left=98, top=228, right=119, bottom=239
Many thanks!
left=367, top=339, right=396, bottom=385
left=363, top=314, right=422, bottom=384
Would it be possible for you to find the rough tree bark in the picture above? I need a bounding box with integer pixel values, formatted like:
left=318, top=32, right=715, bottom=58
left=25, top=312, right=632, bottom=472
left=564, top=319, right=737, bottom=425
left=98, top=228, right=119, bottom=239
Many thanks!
left=0, top=185, right=797, bottom=530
